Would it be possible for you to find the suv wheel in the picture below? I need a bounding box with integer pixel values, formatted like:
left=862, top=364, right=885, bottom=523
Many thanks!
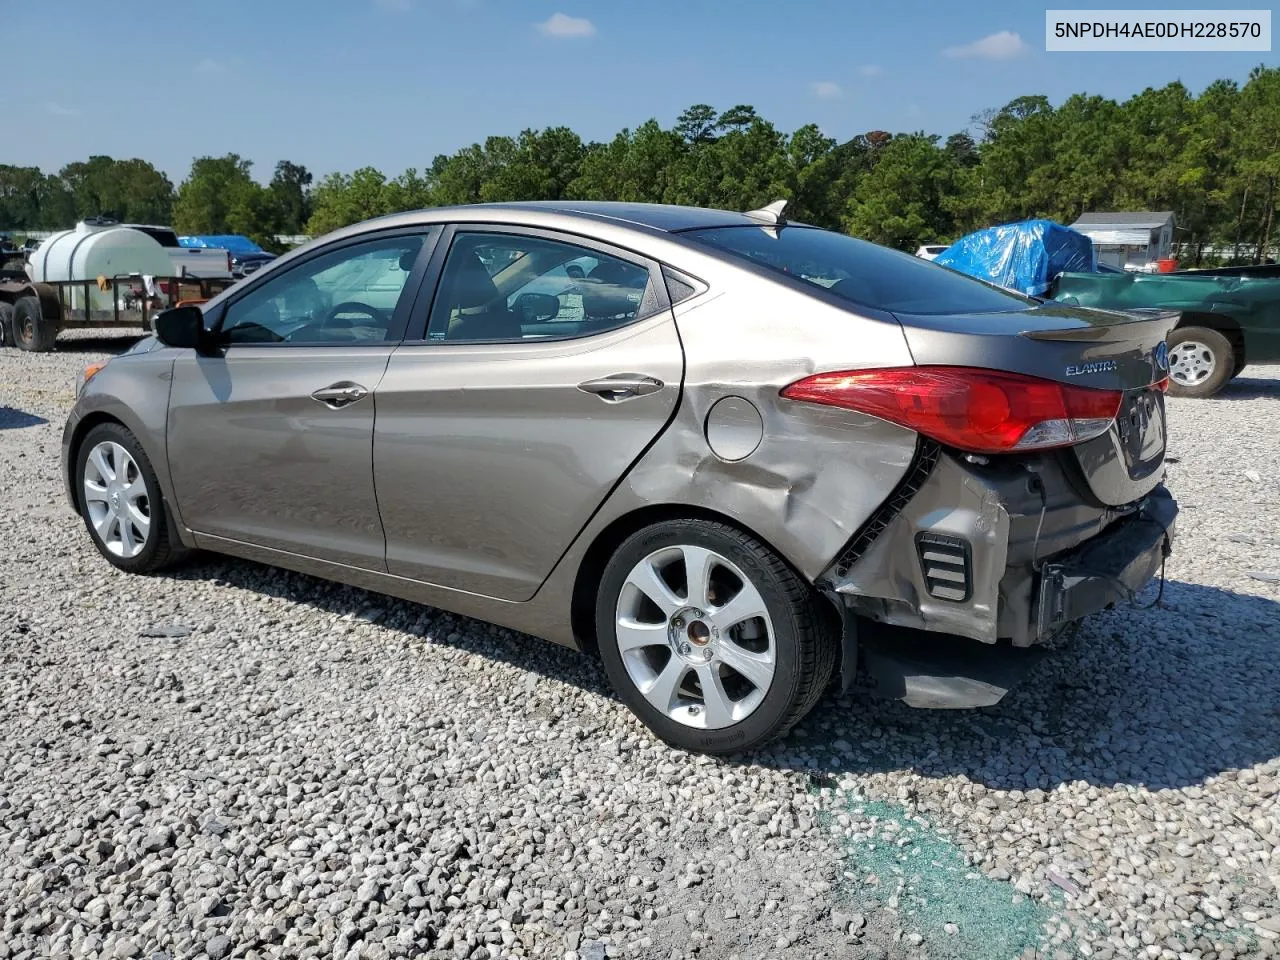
left=595, top=519, right=836, bottom=754
left=1167, top=326, right=1233, bottom=398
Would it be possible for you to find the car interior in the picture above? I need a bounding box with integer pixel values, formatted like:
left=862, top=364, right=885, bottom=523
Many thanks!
left=429, top=237, right=652, bottom=342
left=222, top=246, right=420, bottom=344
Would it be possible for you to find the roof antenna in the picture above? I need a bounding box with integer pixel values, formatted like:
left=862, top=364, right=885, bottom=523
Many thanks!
left=744, top=199, right=788, bottom=226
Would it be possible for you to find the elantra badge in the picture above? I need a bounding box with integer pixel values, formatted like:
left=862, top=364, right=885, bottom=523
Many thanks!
left=1065, top=359, right=1118, bottom=377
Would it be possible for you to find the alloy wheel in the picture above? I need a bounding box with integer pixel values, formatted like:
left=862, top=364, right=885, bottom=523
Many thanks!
left=614, top=544, right=776, bottom=729
left=82, top=440, right=151, bottom=558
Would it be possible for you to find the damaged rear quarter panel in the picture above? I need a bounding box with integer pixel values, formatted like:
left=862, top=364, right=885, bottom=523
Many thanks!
left=598, top=274, right=922, bottom=582
left=833, top=454, right=1011, bottom=643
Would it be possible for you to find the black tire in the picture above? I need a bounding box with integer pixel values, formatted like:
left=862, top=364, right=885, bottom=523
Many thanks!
left=0, top=300, right=14, bottom=347
left=13, top=295, right=57, bottom=352
left=73, top=422, right=188, bottom=574
left=595, top=519, right=837, bottom=755
left=1167, top=326, right=1233, bottom=398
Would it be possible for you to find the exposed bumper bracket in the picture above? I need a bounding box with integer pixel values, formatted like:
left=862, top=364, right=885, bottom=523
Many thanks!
left=1036, top=487, right=1177, bottom=636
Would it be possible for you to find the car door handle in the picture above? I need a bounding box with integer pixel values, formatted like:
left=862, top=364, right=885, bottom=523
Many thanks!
left=311, top=381, right=369, bottom=409
left=577, top=374, right=665, bottom=402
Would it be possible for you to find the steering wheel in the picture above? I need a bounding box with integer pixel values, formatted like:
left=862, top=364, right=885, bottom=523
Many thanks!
left=322, top=301, right=388, bottom=328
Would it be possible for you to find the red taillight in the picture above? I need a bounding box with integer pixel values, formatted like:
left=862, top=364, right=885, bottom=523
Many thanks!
left=1154, top=376, right=1169, bottom=393
left=780, top=366, right=1124, bottom=454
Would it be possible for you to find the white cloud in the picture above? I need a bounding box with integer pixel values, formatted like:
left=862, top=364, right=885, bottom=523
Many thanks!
left=46, top=102, right=79, bottom=117
left=859, top=64, right=883, bottom=77
left=537, top=13, right=596, bottom=38
left=194, top=58, right=224, bottom=74
left=943, top=30, right=1030, bottom=60
left=811, top=81, right=843, bottom=100
left=374, top=0, right=411, bottom=10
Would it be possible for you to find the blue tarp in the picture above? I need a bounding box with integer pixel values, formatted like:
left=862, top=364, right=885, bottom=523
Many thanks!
left=178, top=234, right=265, bottom=254
left=933, top=220, right=1096, bottom=297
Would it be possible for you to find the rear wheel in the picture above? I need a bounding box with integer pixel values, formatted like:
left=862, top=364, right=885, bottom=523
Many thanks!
left=0, top=301, right=14, bottom=347
left=13, top=295, right=57, bottom=352
left=1167, top=326, right=1233, bottom=398
left=595, top=519, right=836, bottom=754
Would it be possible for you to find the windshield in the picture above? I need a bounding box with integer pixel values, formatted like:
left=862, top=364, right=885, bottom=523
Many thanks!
left=687, top=225, right=1036, bottom=315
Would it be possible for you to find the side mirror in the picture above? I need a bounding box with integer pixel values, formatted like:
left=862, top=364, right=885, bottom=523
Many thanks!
left=152, top=305, right=207, bottom=350
left=511, top=292, right=560, bottom=323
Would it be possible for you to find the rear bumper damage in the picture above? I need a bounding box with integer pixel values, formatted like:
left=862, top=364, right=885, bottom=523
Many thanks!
left=819, top=443, right=1177, bottom=708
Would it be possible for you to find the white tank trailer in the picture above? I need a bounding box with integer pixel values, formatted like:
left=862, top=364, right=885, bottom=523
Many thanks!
left=0, top=220, right=234, bottom=352
left=27, top=222, right=174, bottom=314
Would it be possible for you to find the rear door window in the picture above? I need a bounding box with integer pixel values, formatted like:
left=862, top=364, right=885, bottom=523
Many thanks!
left=426, top=232, right=658, bottom=342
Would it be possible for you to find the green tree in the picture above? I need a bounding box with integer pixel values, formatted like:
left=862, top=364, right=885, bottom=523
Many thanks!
left=675, top=104, right=719, bottom=144
left=175, top=154, right=281, bottom=248
left=1236, top=66, right=1280, bottom=261
left=1179, top=78, right=1241, bottom=262
left=270, top=161, right=314, bottom=234
left=174, top=154, right=256, bottom=234
left=671, top=117, right=788, bottom=211
left=567, top=121, right=686, bottom=203
left=55, top=156, right=173, bottom=223
left=17, top=71, right=1280, bottom=261
left=845, top=134, right=957, bottom=249
left=0, top=166, right=47, bottom=228
left=306, top=167, right=392, bottom=235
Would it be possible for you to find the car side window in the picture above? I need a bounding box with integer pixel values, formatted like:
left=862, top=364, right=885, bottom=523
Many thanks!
left=426, top=232, right=657, bottom=343
left=221, top=234, right=425, bottom=345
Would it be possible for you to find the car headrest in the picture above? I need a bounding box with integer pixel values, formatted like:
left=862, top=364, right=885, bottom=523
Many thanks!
left=283, top=276, right=326, bottom=316
left=450, top=250, right=499, bottom=309
left=587, top=260, right=632, bottom=284
left=398, top=249, right=418, bottom=272
left=583, top=283, right=638, bottom=321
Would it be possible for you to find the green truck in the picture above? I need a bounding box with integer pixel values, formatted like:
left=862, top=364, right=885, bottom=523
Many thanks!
left=1053, top=265, right=1280, bottom=397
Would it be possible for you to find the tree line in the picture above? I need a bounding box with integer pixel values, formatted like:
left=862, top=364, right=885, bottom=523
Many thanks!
left=2, top=66, right=1277, bottom=263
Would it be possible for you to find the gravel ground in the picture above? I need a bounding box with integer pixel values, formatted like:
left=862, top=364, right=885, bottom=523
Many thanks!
left=2, top=332, right=1278, bottom=960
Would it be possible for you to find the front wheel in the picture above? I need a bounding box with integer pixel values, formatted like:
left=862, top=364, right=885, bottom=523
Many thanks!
left=74, top=422, right=186, bottom=573
left=1167, top=326, right=1233, bottom=398
left=595, top=519, right=836, bottom=754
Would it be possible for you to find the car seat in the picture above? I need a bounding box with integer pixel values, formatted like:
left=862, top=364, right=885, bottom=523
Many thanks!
left=445, top=250, right=523, bottom=341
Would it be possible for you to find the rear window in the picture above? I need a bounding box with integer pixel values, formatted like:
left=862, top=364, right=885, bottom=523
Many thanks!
left=686, top=226, right=1034, bottom=315
left=137, top=227, right=180, bottom=248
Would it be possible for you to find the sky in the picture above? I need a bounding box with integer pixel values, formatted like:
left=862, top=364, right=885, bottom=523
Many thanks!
left=7, top=0, right=1276, bottom=184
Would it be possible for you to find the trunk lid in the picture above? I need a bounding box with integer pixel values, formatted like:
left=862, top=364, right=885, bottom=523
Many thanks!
left=894, top=303, right=1177, bottom=506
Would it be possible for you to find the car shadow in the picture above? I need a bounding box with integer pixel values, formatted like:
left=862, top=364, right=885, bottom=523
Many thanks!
left=0, top=406, right=49, bottom=429
left=771, top=579, right=1280, bottom=791
left=1213, top=372, right=1280, bottom=401
left=171, top=557, right=1279, bottom=790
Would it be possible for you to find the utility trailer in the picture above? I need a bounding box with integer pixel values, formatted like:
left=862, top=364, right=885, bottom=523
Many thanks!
left=0, top=266, right=234, bottom=351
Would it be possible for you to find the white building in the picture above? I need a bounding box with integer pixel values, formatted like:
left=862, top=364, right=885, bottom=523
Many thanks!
left=1069, top=211, right=1176, bottom=271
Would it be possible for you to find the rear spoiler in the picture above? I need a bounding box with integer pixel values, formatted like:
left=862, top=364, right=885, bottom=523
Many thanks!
left=1020, top=309, right=1179, bottom=344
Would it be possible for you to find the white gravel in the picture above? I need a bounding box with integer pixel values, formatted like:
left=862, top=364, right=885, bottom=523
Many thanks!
left=2, top=333, right=1278, bottom=960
